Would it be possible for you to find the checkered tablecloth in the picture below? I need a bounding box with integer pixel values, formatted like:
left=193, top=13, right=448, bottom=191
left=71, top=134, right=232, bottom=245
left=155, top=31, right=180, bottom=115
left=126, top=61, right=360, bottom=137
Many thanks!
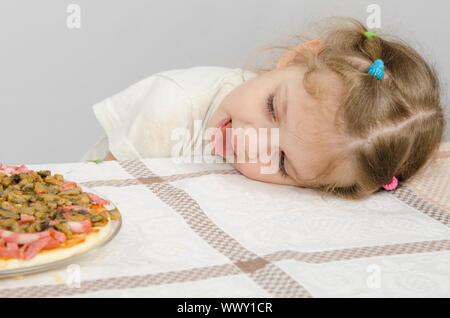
left=0, top=143, right=449, bottom=297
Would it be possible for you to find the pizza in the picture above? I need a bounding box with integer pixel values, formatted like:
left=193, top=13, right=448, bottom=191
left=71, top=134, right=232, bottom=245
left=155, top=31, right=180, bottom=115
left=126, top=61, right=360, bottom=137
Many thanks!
left=0, top=163, right=121, bottom=271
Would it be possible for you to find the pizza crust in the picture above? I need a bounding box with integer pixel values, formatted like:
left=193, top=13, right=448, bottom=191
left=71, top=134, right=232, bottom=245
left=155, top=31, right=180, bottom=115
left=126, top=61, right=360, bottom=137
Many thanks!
left=0, top=220, right=112, bottom=271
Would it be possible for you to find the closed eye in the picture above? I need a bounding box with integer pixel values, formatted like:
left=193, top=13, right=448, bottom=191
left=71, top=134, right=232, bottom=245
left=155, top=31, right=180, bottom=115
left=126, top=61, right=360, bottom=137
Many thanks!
left=266, top=94, right=276, bottom=120
left=266, top=93, right=288, bottom=178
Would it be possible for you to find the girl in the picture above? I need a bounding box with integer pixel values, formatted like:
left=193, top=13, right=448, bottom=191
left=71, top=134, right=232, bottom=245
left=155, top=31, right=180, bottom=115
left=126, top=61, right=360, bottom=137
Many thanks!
left=82, top=17, right=446, bottom=201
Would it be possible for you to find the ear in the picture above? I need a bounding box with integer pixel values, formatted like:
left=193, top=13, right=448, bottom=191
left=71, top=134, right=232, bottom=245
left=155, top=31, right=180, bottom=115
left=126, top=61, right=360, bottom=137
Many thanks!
left=276, top=39, right=323, bottom=69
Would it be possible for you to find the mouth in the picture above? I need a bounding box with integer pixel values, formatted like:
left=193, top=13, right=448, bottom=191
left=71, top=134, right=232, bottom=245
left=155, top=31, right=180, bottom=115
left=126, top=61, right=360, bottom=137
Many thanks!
left=212, top=117, right=235, bottom=156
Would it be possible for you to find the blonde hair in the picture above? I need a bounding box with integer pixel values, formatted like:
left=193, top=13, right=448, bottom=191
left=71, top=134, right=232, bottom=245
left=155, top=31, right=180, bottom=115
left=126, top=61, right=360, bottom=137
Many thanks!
left=240, top=16, right=447, bottom=201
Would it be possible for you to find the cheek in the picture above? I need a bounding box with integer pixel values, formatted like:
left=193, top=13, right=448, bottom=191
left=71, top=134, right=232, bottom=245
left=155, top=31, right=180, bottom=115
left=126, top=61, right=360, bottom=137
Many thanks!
left=232, top=162, right=261, bottom=179
left=226, top=82, right=263, bottom=118
left=231, top=161, right=297, bottom=186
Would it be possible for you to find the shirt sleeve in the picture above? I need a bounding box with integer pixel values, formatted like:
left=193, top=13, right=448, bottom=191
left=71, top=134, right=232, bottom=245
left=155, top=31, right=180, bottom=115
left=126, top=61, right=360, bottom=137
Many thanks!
left=92, top=72, right=192, bottom=160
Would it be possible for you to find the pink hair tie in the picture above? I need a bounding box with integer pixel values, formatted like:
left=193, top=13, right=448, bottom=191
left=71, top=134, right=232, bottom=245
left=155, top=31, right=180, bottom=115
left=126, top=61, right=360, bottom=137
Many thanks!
left=382, top=176, right=398, bottom=191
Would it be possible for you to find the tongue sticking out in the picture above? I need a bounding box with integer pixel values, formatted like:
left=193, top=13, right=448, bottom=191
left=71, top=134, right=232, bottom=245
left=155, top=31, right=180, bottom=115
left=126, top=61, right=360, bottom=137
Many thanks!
left=211, top=118, right=234, bottom=156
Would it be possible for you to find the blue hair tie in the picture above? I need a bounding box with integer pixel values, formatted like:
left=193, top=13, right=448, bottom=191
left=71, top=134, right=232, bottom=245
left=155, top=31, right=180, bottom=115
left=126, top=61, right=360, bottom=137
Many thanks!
left=368, top=59, right=384, bottom=80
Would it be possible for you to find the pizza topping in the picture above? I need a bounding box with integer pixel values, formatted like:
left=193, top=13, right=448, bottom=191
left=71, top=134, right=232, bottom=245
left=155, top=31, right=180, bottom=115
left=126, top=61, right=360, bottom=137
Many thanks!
left=53, top=222, right=72, bottom=239
left=59, top=181, right=78, bottom=193
left=67, top=219, right=92, bottom=234
left=49, top=228, right=66, bottom=243
left=108, top=208, right=121, bottom=221
left=0, top=164, right=34, bottom=176
left=62, top=205, right=89, bottom=214
left=0, top=241, right=21, bottom=259
left=0, top=227, right=68, bottom=258
left=22, top=236, right=52, bottom=260
left=19, top=213, right=35, bottom=224
left=0, top=169, right=96, bottom=234
left=0, top=229, right=50, bottom=245
left=0, top=163, right=120, bottom=260
left=87, top=192, right=110, bottom=206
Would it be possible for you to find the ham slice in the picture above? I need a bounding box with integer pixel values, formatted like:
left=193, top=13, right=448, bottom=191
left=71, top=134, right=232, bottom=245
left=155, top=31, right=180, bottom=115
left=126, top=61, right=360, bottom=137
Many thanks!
left=59, top=181, right=78, bottom=192
left=0, top=229, right=50, bottom=245
left=0, top=240, right=21, bottom=258
left=43, top=229, right=67, bottom=250
left=49, top=228, right=66, bottom=243
left=19, top=213, right=35, bottom=224
left=0, top=228, right=67, bottom=259
left=0, top=164, right=33, bottom=176
left=87, top=192, right=110, bottom=206
left=21, top=236, right=52, bottom=260
left=67, top=219, right=92, bottom=233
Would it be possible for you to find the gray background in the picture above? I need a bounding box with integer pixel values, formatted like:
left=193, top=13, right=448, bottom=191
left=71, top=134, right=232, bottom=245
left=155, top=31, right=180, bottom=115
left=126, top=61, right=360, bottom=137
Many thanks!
left=1, top=0, right=449, bottom=165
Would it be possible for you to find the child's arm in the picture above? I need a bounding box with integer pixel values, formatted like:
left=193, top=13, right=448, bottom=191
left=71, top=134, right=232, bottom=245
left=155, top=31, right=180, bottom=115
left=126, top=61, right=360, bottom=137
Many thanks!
left=103, top=151, right=117, bottom=161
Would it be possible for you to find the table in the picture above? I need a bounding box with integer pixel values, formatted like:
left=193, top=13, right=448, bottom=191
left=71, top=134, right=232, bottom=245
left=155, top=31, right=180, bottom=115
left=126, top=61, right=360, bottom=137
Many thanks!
left=0, top=147, right=449, bottom=297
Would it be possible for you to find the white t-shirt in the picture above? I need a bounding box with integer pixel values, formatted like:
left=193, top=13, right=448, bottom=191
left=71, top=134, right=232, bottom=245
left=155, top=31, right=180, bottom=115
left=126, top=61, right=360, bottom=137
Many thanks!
left=80, top=66, right=258, bottom=161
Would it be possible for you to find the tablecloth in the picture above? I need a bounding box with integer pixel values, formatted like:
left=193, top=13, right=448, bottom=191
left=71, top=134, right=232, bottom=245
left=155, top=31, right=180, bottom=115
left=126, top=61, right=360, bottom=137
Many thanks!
left=0, top=142, right=449, bottom=297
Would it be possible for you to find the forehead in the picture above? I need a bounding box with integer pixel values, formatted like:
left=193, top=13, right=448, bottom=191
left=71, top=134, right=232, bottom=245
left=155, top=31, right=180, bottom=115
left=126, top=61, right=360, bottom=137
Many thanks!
left=279, top=64, right=347, bottom=184
left=280, top=63, right=344, bottom=114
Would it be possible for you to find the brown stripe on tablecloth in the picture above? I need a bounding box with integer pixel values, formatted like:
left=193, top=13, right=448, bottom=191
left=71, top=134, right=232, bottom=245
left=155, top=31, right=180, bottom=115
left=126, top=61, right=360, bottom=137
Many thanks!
left=78, top=169, right=240, bottom=188
left=118, top=159, right=312, bottom=298
left=398, top=152, right=449, bottom=212
left=0, top=264, right=240, bottom=298
left=407, top=160, right=448, bottom=212
left=79, top=179, right=141, bottom=188
left=407, top=182, right=449, bottom=214
left=235, top=257, right=270, bottom=274
left=248, top=263, right=311, bottom=298
left=391, top=184, right=449, bottom=226
left=163, top=169, right=240, bottom=182
left=79, top=165, right=448, bottom=228
left=2, top=238, right=447, bottom=297
left=264, top=239, right=450, bottom=263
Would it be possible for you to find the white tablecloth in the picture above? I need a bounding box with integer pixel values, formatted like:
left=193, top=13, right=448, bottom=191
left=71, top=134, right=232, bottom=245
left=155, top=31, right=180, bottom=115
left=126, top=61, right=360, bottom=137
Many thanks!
left=0, top=143, right=449, bottom=297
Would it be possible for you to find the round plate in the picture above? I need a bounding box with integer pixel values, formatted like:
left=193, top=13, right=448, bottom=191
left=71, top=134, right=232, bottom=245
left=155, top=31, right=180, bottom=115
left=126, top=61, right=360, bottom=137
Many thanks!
left=0, top=187, right=122, bottom=278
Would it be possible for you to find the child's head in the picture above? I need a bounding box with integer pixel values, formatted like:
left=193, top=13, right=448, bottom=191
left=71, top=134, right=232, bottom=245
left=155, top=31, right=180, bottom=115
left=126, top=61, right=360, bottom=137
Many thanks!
left=218, top=17, right=446, bottom=200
